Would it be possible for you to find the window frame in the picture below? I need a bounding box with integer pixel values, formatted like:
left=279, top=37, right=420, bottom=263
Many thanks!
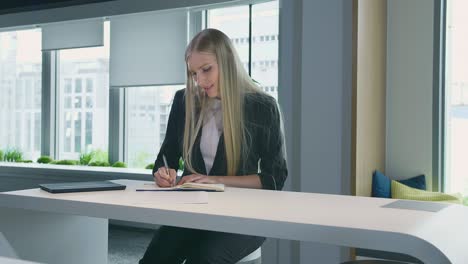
left=434, top=0, right=447, bottom=192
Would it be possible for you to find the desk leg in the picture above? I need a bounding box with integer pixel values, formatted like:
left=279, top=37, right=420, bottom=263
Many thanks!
left=0, top=207, right=107, bottom=264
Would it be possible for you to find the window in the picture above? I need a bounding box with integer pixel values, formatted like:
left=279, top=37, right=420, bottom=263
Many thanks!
left=86, top=78, right=93, bottom=93
left=74, top=96, right=82, bottom=108
left=86, top=96, right=93, bottom=108
left=207, top=1, right=279, bottom=100
left=57, top=22, right=109, bottom=160
left=64, top=79, right=72, bottom=93
left=252, top=1, right=279, bottom=100
left=444, top=0, right=468, bottom=195
left=85, top=112, right=93, bottom=147
left=208, top=5, right=250, bottom=73
left=64, top=97, right=72, bottom=108
left=75, top=79, right=82, bottom=93
left=74, top=112, right=82, bottom=153
left=34, top=80, right=41, bottom=108
left=125, top=85, right=184, bottom=168
left=0, top=28, right=42, bottom=161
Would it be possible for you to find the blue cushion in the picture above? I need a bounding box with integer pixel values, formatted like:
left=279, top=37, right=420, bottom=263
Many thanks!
left=371, top=170, right=426, bottom=198
left=399, top=174, right=426, bottom=190
left=372, top=170, right=391, bottom=198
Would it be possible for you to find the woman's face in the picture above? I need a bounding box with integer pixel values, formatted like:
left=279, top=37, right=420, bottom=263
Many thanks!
left=187, top=51, right=220, bottom=98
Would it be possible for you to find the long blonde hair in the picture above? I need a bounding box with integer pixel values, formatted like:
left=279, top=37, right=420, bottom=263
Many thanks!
left=183, top=28, right=262, bottom=176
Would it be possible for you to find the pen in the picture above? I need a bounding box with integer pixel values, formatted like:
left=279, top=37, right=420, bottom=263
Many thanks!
left=162, top=154, right=174, bottom=187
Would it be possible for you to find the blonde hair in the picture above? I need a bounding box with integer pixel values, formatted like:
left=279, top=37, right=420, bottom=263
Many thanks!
left=183, top=28, right=263, bottom=176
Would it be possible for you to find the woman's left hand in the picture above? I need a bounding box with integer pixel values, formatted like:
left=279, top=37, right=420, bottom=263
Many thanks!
left=177, top=174, right=220, bottom=185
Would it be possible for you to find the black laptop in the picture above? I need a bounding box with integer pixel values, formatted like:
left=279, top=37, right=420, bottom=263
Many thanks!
left=39, top=181, right=126, bottom=194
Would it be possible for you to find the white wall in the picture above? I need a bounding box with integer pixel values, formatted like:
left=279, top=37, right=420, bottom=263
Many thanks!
left=386, top=0, right=434, bottom=187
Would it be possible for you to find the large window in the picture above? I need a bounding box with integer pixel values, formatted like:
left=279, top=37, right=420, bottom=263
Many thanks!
left=251, top=1, right=279, bottom=100
left=208, top=5, right=250, bottom=73
left=0, top=1, right=279, bottom=173
left=207, top=1, right=279, bottom=100
left=0, top=29, right=42, bottom=161
left=125, top=85, right=183, bottom=168
left=444, top=0, right=468, bottom=194
left=57, top=22, right=110, bottom=160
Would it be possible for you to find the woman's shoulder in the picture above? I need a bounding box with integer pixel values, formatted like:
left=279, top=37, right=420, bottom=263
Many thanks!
left=244, top=91, right=278, bottom=112
left=174, top=88, right=186, bottom=100
left=171, top=88, right=186, bottom=106
left=244, top=91, right=280, bottom=124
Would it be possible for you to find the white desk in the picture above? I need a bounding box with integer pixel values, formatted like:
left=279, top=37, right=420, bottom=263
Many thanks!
left=0, top=179, right=467, bottom=264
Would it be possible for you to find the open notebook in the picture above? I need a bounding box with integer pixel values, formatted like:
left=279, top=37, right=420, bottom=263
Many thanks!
left=136, top=182, right=225, bottom=192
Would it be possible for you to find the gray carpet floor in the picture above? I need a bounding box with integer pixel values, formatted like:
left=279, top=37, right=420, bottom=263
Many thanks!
left=108, top=225, right=154, bottom=264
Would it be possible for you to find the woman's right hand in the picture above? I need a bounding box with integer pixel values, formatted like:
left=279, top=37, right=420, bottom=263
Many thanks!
left=153, top=167, right=177, bottom=187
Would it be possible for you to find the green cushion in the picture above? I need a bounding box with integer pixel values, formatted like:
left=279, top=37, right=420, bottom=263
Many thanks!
left=391, top=180, right=463, bottom=204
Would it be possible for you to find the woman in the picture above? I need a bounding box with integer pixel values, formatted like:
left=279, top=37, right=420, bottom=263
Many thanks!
left=139, top=28, right=287, bottom=264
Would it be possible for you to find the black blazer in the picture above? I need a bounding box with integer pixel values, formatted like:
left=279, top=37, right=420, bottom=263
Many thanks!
left=152, top=89, right=288, bottom=190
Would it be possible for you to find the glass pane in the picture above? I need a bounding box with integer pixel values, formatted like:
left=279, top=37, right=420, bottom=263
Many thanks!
left=252, top=1, right=279, bottom=100
left=0, top=28, right=42, bottom=161
left=86, top=78, right=93, bottom=93
left=85, top=112, right=93, bottom=147
left=444, top=0, right=468, bottom=194
left=75, top=78, right=82, bottom=93
left=64, top=78, right=72, bottom=93
left=208, top=5, right=250, bottom=72
left=126, top=85, right=184, bottom=168
left=57, top=22, right=110, bottom=160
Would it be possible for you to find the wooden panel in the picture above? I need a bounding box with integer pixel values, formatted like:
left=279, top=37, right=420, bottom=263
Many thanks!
left=352, top=0, right=387, bottom=197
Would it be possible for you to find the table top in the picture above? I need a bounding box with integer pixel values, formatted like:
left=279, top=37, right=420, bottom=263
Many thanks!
left=1, top=179, right=467, bottom=263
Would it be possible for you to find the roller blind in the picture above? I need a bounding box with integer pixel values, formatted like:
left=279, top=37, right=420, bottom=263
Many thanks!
left=109, top=10, right=188, bottom=88
left=42, top=19, right=103, bottom=51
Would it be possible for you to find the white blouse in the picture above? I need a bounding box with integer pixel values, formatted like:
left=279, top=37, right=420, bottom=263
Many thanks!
left=200, top=99, right=223, bottom=174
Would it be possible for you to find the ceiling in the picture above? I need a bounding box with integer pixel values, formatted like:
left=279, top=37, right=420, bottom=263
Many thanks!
left=0, top=0, right=116, bottom=15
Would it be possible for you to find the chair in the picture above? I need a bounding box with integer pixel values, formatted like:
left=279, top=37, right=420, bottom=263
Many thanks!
left=237, top=247, right=261, bottom=263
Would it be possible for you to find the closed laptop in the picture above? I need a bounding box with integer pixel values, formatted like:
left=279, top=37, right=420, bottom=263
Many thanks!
left=39, top=181, right=126, bottom=193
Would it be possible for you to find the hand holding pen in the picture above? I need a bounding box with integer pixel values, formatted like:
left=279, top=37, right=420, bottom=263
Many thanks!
left=152, top=154, right=177, bottom=187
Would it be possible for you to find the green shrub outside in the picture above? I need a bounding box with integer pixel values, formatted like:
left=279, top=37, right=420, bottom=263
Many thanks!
left=88, top=161, right=110, bottom=167
left=3, top=148, right=23, bottom=162
left=145, top=163, right=154, bottom=170
left=50, top=160, right=79, bottom=165
left=112, top=161, right=127, bottom=168
left=0, top=149, right=3, bottom=161
left=79, top=152, right=94, bottom=165
left=88, top=149, right=108, bottom=164
left=19, top=160, right=33, bottom=163
left=37, top=156, right=53, bottom=164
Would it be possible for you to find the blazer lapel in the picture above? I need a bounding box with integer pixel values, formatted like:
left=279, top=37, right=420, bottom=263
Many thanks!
left=209, top=133, right=226, bottom=176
